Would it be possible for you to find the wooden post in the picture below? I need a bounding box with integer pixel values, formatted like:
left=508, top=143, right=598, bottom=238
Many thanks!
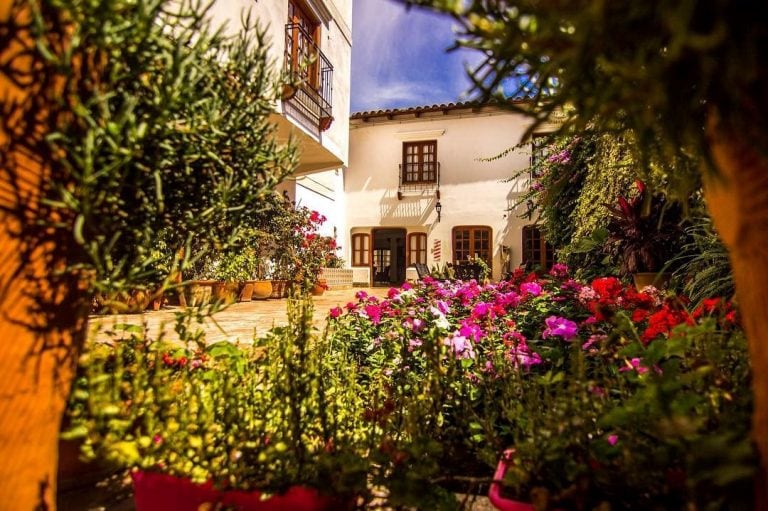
left=705, top=121, right=768, bottom=508
left=0, top=4, right=89, bottom=509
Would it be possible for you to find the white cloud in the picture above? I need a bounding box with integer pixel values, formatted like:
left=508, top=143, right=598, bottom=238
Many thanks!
left=351, top=0, right=476, bottom=111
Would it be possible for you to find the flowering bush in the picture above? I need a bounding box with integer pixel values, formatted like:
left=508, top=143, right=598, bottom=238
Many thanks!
left=328, top=267, right=754, bottom=509
left=266, top=203, right=340, bottom=288
left=64, top=300, right=373, bottom=500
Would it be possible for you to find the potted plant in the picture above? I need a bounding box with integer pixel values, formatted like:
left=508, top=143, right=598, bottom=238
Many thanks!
left=604, top=180, right=685, bottom=289
left=65, top=299, right=373, bottom=510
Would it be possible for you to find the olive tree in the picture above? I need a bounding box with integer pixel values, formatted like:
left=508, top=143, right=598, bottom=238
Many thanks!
left=0, top=0, right=295, bottom=507
left=407, top=0, right=768, bottom=500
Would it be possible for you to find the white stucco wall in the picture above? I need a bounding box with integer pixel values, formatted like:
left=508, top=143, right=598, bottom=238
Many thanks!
left=209, top=0, right=352, bottom=166
left=345, top=107, right=538, bottom=281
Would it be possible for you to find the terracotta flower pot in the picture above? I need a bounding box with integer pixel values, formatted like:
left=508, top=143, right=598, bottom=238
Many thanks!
left=270, top=279, right=290, bottom=298
left=311, top=279, right=328, bottom=296
left=132, top=471, right=346, bottom=511
left=211, top=281, right=238, bottom=304
left=632, top=272, right=671, bottom=291
left=184, top=280, right=215, bottom=307
left=251, top=280, right=272, bottom=300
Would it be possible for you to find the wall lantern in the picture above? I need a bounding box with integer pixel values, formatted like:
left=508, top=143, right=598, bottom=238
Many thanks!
left=525, top=198, right=535, bottom=219
left=435, top=201, right=442, bottom=222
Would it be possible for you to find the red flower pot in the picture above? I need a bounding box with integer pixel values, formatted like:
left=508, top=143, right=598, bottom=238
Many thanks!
left=488, top=449, right=535, bottom=511
left=132, top=471, right=344, bottom=511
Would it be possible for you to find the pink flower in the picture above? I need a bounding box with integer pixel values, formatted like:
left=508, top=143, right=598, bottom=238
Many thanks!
left=619, top=357, right=649, bottom=374
left=471, top=302, right=493, bottom=319
left=549, top=263, right=569, bottom=278
left=542, top=315, right=579, bottom=341
left=607, top=434, right=619, bottom=446
left=435, top=300, right=450, bottom=314
left=329, top=307, right=342, bottom=319
left=387, top=287, right=400, bottom=299
left=520, top=281, right=543, bottom=297
left=443, top=334, right=475, bottom=359
left=459, top=320, right=485, bottom=342
left=582, top=334, right=606, bottom=350
left=495, top=292, right=521, bottom=309
left=507, top=344, right=542, bottom=368
left=355, top=290, right=368, bottom=300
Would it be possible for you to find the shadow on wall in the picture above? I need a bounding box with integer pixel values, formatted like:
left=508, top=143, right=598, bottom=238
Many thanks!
left=379, top=189, right=437, bottom=226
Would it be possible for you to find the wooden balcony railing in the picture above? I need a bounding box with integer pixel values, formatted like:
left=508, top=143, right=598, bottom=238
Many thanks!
left=283, top=23, right=333, bottom=136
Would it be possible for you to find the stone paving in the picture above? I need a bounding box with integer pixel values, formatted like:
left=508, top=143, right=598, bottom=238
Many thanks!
left=88, top=287, right=384, bottom=345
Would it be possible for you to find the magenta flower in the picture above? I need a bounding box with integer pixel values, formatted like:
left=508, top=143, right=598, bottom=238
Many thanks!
left=364, top=304, right=382, bottom=324
left=459, top=320, right=485, bottom=342
left=329, top=307, right=342, bottom=319
left=542, top=315, right=579, bottom=341
left=619, top=357, right=649, bottom=374
left=582, top=334, right=606, bottom=350
left=607, top=434, right=619, bottom=446
left=471, top=302, right=493, bottom=319
left=495, top=292, right=521, bottom=309
left=387, top=287, right=400, bottom=299
left=520, top=281, right=542, bottom=297
left=435, top=299, right=450, bottom=314
left=507, top=344, right=542, bottom=368
left=549, top=263, right=569, bottom=278
left=355, top=290, right=368, bottom=300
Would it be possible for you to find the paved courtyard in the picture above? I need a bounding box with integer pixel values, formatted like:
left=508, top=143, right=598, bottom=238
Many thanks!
left=88, top=287, right=384, bottom=345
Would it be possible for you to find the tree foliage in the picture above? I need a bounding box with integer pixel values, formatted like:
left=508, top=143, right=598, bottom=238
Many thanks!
left=1, top=0, right=296, bottom=301
left=406, top=0, right=767, bottom=189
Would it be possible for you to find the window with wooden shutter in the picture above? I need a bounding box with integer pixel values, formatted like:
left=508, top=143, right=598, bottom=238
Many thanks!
left=351, top=233, right=371, bottom=267
left=402, top=141, right=438, bottom=183
left=407, top=233, right=427, bottom=266
left=522, top=225, right=554, bottom=269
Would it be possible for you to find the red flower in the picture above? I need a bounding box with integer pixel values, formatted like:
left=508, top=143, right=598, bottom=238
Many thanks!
left=642, top=305, right=692, bottom=343
left=631, top=308, right=650, bottom=322
left=591, top=277, right=623, bottom=300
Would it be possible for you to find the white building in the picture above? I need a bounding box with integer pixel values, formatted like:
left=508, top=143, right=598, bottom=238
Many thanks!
left=210, top=0, right=352, bottom=239
left=343, top=101, right=554, bottom=286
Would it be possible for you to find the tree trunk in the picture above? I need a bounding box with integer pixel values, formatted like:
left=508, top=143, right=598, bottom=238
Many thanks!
left=0, top=3, right=88, bottom=509
left=704, top=125, right=768, bottom=508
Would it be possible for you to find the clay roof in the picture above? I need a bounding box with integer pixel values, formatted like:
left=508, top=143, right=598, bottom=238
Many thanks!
left=350, top=98, right=530, bottom=121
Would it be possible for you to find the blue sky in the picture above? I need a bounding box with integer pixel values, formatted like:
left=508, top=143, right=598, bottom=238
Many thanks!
left=350, top=0, right=480, bottom=113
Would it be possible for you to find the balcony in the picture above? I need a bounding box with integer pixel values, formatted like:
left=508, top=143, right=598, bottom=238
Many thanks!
left=397, top=162, right=440, bottom=200
left=283, top=23, right=333, bottom=137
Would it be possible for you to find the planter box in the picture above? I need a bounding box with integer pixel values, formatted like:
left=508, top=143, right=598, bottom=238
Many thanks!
left=250, top=280, right=273, bottom=300
left=184, top=280, right=215, bottom=307
left=270, top=279, right=291, bottom=298
left=132, top=471, right=345, bottom=511
left=320, top=268, right=353, bottom=290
